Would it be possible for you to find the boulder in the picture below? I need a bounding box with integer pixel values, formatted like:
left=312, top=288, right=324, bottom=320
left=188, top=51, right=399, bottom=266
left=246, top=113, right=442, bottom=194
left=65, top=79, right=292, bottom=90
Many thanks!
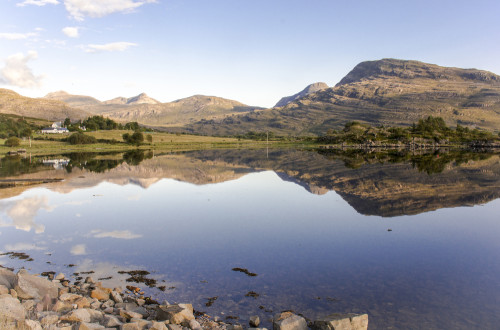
left=14, top=269, right=59, bottom=300
left=60, top=309, right=91, bottom=323
left=119, top=309, right=144, bottom=320
left=90, top=287, right=110, bottom=301
left=250, top=315, right=261, bottom=327
left=273, top=312, right=307, bottom=330
left=0, top=267, right=16, bottom=289
left=40, top=314, right=60, bottom=326
left=110, top=290, right=123, bottom=303
left=156, top=304, right=194, bottom=324
left=0, top=294, right=25, bottom=323
left=59, top=293, right=83, bottom=302
left=312, top=313, right=368, bottom=330
left=0, top=284, right=9, bottom=295
left=102, top=314, right=123, bottom=327
left=188, top=319, right=202, bottom=330
left=22, top=319, right=43, bottom=330
left=150, top=321, right=169, bottom=330
left=73, top=322, right=105, bottom=330
left=115, top=302, right=148, bottom=317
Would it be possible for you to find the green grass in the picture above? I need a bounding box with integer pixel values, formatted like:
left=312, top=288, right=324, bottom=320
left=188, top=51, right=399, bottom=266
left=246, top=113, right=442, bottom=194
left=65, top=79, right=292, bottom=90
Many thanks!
left=0, top=130, right=296, bottom=156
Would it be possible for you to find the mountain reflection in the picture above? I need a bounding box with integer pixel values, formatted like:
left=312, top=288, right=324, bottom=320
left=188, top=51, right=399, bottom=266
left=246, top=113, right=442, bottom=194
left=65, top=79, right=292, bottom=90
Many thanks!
left=0, top=148, right=499, bottom=217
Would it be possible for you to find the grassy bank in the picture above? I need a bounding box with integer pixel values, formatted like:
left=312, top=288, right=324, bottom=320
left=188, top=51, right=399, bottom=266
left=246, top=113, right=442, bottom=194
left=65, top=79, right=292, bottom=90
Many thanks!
left=0, top=130, right=297, bottom=156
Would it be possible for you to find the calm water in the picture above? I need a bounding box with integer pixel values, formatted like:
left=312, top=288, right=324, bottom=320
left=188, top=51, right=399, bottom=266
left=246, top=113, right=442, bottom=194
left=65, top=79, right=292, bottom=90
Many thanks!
left=0, top=149, right=499, bottom=329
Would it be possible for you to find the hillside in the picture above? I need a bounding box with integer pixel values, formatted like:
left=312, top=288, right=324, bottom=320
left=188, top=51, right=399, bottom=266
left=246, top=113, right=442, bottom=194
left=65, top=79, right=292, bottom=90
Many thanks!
left=0, top=89, right=88, bottom=121
left=45, top=92, right=262, bottom=127
left=274, top=82, right=329, bottom=107
left=184, top=59, right=500, bottom=136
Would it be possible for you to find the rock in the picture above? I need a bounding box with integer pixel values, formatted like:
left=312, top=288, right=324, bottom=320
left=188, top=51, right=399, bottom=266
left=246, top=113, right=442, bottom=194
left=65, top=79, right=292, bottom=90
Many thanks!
left=103, top=314, right=123, bottom=327
left=75, top=297, right=91, bottom=309
left=250, top=315, right=261, bottom=327
left=22, top=299, right=36, bottom=311
left=312, top=313, right=368, bottom=330
left=0, top=267, right=16, bottom=289
left=0, top=294, right=25, bottom=323
left=73, top=322, right=105, bottom=330
left=136, top=298, right=145, bottom=306
left=14, top=269, right=59, bottom=300
left=60, top=309, right=91, bottom=323
left=119, top=308, right=144, bottom=320
left=156, top=304, right=194, bottom=324
left=90, top=287, right=110, bottom=301
left=0, top=284, right=9, bottom=294
left=227, top=325, right=244, bottom=330
left=150, top=321, right=169, bottom=330
left=59, top=293, right=83, bottom=302
left=111, top=290, right=123, bottom=303
left=102, top=307, right=114, bottom=314
left=273, top=312, right=307, bottom=330
left=188, top=319, right=202, bottom=330
left=22, top=319, right=43, bottom=330
left=90, top=300, right=102, bottom=309
left=102, top=299, right=115, bottom=308
left=40, top=313, right=60, bottom=326
left=85, top=277, right=95, bottom=284
left=55, top=273, right=65, bottom=281
left=115, top=302, right=148, bottom=317
left=51, top=300, right=73, bottom=313
left=166, top=325, right=183, bottom=330
left=10, top=288, right=18, bottom=298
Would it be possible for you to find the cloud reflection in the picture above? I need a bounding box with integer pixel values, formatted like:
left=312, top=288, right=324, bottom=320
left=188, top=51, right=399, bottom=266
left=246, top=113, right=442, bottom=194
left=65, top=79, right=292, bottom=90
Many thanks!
left=0, top=196, right=54, bottom=233
left=90, top=229, right=142, bottom=239
left=4, top=242, right=45, bottom=251
left=70, top=244, right=87, bottom=255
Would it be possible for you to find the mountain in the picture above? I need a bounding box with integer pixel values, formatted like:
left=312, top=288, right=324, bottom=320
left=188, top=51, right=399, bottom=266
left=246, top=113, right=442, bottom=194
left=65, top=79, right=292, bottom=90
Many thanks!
left=44, top=91, right=101, bottom=108
left=44, top=91, right=262, bottom=127
left=103, top=93, right=160, bottom=105
left=0, top=89, right=88, bottom=121
left=183, top=59, right=500, bottom=136
left=274, top=82, right=329, bottom=107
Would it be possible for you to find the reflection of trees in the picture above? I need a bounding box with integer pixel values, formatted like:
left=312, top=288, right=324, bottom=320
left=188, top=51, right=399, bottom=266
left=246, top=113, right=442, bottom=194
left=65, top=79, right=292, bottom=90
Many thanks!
left=317, top=149, right=495, bottom=174
left=64, top=151, right=154, bottom=173
left=0, top=155, right=45, bottom=177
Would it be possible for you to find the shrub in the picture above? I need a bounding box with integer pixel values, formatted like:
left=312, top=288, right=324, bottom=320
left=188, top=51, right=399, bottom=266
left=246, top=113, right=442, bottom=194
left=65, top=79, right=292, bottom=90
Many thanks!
left=4, top=137, right=20, bottom=147
left=66, top=133, right=97, bottom=145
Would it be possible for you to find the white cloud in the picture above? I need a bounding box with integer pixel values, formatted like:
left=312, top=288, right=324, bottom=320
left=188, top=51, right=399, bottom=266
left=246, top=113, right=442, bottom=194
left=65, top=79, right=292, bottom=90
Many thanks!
left=91, top=229, right=142, bottom=239
left=62, top=26, right=79, bottom=38
left=85, top=41, right=137, bottom=53
left=17, top=0, right=60, bottom=6
left=0, top=32, right=38, bottom=40
left=0, top=51, right=44, bottom=88
left=64, top=0, right=157, bottom=21
left=70, top=244, right=87, bottom=255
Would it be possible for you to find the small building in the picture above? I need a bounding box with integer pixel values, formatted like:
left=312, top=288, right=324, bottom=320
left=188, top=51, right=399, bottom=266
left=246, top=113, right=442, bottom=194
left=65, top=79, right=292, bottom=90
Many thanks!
left=41, top=122, right=69, bottom=134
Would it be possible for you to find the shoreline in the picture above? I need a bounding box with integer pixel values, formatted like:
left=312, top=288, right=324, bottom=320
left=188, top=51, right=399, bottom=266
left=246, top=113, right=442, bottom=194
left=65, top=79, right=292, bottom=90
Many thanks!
left=0, top=268, right=369, bottom=330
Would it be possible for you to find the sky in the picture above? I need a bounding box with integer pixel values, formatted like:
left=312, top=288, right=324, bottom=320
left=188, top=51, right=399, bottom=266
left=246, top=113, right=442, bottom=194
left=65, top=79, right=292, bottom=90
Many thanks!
left=0, top=0, right=500, bottom=108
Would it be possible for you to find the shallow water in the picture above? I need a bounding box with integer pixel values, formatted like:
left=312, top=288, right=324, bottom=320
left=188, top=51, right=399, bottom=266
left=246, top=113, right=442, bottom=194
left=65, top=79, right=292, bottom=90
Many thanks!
left=0, top=149, right=499, bottom=329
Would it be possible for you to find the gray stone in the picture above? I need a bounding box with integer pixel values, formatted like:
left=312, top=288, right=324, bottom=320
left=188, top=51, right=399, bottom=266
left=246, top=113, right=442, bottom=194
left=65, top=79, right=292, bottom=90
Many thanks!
left=111, top=290, right=123, bottom=303
left=121, top=322, right=151, bottom=330
left=273, top=312, right=307, bottom=330
left=55, top=273, right=65, bottom=281
left=85, top=277, right=95, bottom=284
left=0, top=267, right=16, bottom=289
left=150, top=321, right=169, bottom=330
left=102, top=299, right=115, bottom=308
left=103, top=314, right=123, bottom=327
left=10, top=288, right=18, bottom=298
left=166, top=325, right=183, bottom=330
left=312, top=313, right=368, bottom=330
left=14, top=269, right=59, bottom=300
left=227, top=325, right=244, bottom=330
left=115, top=302, right=148, bottom=317
left=40, top=313, right=60, bottom=326
left=73, top=322, right=106, bottom=330
left=22, top=299, right=36, bottom=311
left=119, top=308, right=144, bottom=320
left=156, top=304, right=194, bottom=324
left=188, top=319, right=202, bottom=330
left=250, top=315, right=261, bottom=327
left=59, top=293, right=83, bottom=302
left=0, top=294, right=25, bottom=323
left=60, top=309, right=92, bottom=323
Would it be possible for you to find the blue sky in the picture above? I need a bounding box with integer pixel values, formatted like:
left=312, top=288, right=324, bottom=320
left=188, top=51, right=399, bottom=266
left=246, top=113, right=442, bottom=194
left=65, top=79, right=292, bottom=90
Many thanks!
left=1, top=0, right=499, bottom=107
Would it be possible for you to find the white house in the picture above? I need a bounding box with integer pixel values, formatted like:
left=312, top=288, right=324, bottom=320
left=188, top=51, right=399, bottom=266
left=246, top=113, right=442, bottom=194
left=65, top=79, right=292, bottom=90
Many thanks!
left=41, top=122, right=69, bottom=134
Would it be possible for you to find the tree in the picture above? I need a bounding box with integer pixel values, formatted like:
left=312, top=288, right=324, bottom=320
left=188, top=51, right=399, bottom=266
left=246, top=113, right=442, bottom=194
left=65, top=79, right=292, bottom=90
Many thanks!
left=66, top=133, right=97, bottom=145
left=64, top=118, right=71, bottom=127
left=4, top=137, right=20, bottom=147
left=123, top=132, right=144, bottom=145
left=146, top=134, right=153, bottom=143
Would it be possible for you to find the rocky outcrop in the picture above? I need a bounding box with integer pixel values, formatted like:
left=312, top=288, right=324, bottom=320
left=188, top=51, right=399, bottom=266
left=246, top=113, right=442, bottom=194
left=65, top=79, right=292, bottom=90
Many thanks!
left=273, top=312, right=307, bottom=330
left=274, top=82, right=329, bottom=107
left=14, top=269, right=60, bottom=300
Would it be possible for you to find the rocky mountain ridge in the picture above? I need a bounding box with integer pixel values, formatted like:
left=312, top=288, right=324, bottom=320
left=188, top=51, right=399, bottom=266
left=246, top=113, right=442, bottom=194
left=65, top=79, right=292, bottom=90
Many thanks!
left=274, top=82, right=329, bottom=107
left=184, top=59, right=500, bottom=135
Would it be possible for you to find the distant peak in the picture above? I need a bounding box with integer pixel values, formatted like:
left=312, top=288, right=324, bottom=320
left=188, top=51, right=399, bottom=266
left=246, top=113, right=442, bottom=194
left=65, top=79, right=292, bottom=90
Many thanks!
left=274, top=82, right=329, bottom=108
left=45, top=90, right=69, bottom=98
